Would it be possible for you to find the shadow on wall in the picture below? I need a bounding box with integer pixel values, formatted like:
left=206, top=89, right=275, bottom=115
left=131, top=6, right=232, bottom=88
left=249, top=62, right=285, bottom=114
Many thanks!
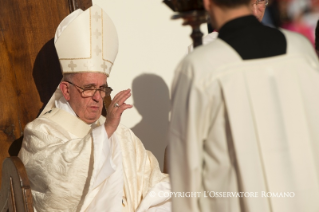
left=33, top=38, right=63, bottom=116
left=131, top=74, right=170, bottom=171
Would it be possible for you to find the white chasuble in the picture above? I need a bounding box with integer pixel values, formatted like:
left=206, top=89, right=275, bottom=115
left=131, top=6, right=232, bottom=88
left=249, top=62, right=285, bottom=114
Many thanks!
left=19, top=95, right=171, bottom=212
left=169, top=29, right=319, bottom=212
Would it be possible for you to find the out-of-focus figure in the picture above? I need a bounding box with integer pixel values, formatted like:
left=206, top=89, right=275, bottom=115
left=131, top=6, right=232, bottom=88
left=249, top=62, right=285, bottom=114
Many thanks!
left=315, top=19, right=319, bottom=55
left=265, top=0, right=319, bottom=47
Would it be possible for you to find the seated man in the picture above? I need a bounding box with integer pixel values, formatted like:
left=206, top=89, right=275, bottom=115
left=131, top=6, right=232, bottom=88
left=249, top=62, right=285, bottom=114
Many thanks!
left=18, top=5, right=171, bottom=212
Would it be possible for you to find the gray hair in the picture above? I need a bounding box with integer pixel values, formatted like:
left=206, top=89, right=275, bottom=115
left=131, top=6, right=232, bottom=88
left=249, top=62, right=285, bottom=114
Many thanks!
left=62, top=73, right=76, bottom=82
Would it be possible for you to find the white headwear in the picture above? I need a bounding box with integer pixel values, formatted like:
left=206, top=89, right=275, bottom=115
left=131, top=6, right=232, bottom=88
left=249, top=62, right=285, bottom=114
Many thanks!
left=39, top=5, right=118, bottom=116
left=54, top=9, right=84, bottom=44
left=54, top=5, right=118, bottom=76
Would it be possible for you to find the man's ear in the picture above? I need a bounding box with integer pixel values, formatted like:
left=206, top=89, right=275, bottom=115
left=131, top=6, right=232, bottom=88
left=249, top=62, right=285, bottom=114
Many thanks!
left=60, top=82, right=71, bottom=101
left=203, top=0, right=212, bottom=12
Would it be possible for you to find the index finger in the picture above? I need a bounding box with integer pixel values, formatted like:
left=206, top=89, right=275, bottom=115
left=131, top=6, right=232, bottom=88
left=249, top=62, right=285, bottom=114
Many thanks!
left=112, top=89, right=131, bottom=103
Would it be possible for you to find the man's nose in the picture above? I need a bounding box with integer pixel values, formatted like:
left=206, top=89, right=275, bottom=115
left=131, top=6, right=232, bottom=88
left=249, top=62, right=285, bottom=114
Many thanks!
left=92, top=90, right=102, bottom=101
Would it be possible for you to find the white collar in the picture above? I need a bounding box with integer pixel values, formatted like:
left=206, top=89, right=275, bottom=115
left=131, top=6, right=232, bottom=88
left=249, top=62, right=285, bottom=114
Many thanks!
left=55, top=96, right=77, bottom=117
left=55, top=96, right=99, bottom=127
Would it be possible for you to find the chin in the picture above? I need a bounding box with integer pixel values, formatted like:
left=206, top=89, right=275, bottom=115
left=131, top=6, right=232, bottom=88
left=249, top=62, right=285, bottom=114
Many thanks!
left=89, top=114, right=101, bottom=121
left=85, top=117, right=99, bottom=124
left=84, top=112, right=102, bottom=124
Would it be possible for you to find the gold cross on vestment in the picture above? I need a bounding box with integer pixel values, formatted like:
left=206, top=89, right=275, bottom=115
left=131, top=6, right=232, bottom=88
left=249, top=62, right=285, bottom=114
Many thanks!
left=84, top=61, right=95, bottom=70
left=101, top=62, right=108, bottom=72
left=68, top=61, right=77, bottom=71
left=93, top=12, right=101, bottom=22
left=94, top=29, right=101, bottom=39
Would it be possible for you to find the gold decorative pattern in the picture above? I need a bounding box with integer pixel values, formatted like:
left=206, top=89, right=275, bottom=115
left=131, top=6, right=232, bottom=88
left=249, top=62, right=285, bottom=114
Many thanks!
left=93, top=11, right=101, bottom=22
left=63, top=71, right=109, bottom=77
left=93, top=29, right=101, bottom=39
left=83, top=60, right=95, bottom=69
left=94, top=45, right=102, bottom=56
left=68, top=61, right=77, bottom=71
left=101, top=62, right=108, bottom=72
left=101, top=9, right=114, bottom=65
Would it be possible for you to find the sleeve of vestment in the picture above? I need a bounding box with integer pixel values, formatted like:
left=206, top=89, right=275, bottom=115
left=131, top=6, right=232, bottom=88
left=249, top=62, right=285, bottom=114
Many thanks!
left=118, top=125, right=171, bottom=211
left=135, top=149, right=171, bottom=212
left=168, top=58, right=217, bottom=212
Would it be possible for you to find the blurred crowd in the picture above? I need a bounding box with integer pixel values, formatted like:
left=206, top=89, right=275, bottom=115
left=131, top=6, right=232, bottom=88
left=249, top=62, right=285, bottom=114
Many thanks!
left=262, top=0, right=319, bottom=48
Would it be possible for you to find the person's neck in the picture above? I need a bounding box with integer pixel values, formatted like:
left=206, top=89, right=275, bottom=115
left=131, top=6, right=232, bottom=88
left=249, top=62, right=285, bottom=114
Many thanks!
left=209, top=5, right=252, bottom=31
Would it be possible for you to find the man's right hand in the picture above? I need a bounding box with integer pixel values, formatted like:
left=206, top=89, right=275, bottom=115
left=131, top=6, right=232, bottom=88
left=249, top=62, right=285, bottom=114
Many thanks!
left=104, top=89, right=133, bottom=138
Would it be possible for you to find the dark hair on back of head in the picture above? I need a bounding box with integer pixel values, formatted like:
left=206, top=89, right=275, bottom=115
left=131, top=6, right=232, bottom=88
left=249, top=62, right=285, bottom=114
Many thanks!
left=211, top=0, right=251, bottom=8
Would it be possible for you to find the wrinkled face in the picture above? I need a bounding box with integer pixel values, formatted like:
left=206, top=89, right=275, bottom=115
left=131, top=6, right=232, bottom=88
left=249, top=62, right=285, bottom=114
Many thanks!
left=66, top=73, right=107, bottom=124
left=251, top=0, right=267, bottom=21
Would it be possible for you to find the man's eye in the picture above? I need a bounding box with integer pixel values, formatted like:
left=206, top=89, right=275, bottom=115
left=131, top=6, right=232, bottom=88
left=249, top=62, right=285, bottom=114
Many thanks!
left=83, top=88, right=94, bottom=91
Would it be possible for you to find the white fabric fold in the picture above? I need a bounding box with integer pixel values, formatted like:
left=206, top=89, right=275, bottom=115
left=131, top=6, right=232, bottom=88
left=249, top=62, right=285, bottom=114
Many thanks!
left=55, top=97, right=116, bottom=186
left=82, top=129, right=123, bottom=212
left=54, top=9, right=84, bottom=44
left=136, top=182, right=172, bottom=212
left=170, top=29, right=319, bottom=212
left=52, top=96, right=170, bottom=212
left=91, top=125, right=116, bottom=189
left=55, top=96, right=77, bottom=117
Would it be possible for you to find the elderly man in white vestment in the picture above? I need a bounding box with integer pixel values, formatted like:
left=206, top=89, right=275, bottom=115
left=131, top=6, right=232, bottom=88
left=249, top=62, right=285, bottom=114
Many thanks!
left=18, top=5, right=171, bottom=212
left=169, top=0, right=319, bottom=211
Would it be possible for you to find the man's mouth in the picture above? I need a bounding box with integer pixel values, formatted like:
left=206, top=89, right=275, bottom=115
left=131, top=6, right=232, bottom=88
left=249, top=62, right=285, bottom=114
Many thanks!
left=89, top=106, right=100, bottom=110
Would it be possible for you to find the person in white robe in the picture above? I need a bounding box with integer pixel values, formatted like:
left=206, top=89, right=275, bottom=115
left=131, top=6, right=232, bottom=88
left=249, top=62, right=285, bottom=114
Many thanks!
left=18, top=5, right=171, bottom=212
left=169, top=0, right=319, bottom=211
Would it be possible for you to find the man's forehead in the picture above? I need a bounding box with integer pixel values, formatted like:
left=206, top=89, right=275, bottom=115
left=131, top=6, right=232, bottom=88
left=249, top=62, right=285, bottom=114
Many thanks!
left=73, top=72, right=107, bottom=85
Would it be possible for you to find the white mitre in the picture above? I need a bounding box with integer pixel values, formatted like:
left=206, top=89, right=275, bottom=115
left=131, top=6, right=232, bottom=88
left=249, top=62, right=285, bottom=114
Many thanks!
left=39, top=5, right=118, bottom=116
left=55, top=5, right=118, bottom=75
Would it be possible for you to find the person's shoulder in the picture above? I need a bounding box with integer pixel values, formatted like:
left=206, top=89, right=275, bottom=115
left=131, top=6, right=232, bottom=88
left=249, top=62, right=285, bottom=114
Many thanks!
left=281, top=28, right=310, bottom=42
left=24, top=109, right=67, bottom=136
left=23, top=116, right=61, bottom=145
left=187, top=32, right=219, bottom=53
left=188, top=38, right=241, bottom=65
left=25, top=113, right=55, bottom=131
left=203, top=31, right=219, bottom=45
left=180, top=38, right=242, bottom=81
left=281, top=29, right=316, bottom=56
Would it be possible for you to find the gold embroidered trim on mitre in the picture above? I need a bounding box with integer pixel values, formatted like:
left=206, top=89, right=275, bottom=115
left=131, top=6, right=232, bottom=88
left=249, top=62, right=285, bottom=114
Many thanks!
left=63, top=71, right=110, bottom=77
left=101, top=9, right=114, bottom=64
